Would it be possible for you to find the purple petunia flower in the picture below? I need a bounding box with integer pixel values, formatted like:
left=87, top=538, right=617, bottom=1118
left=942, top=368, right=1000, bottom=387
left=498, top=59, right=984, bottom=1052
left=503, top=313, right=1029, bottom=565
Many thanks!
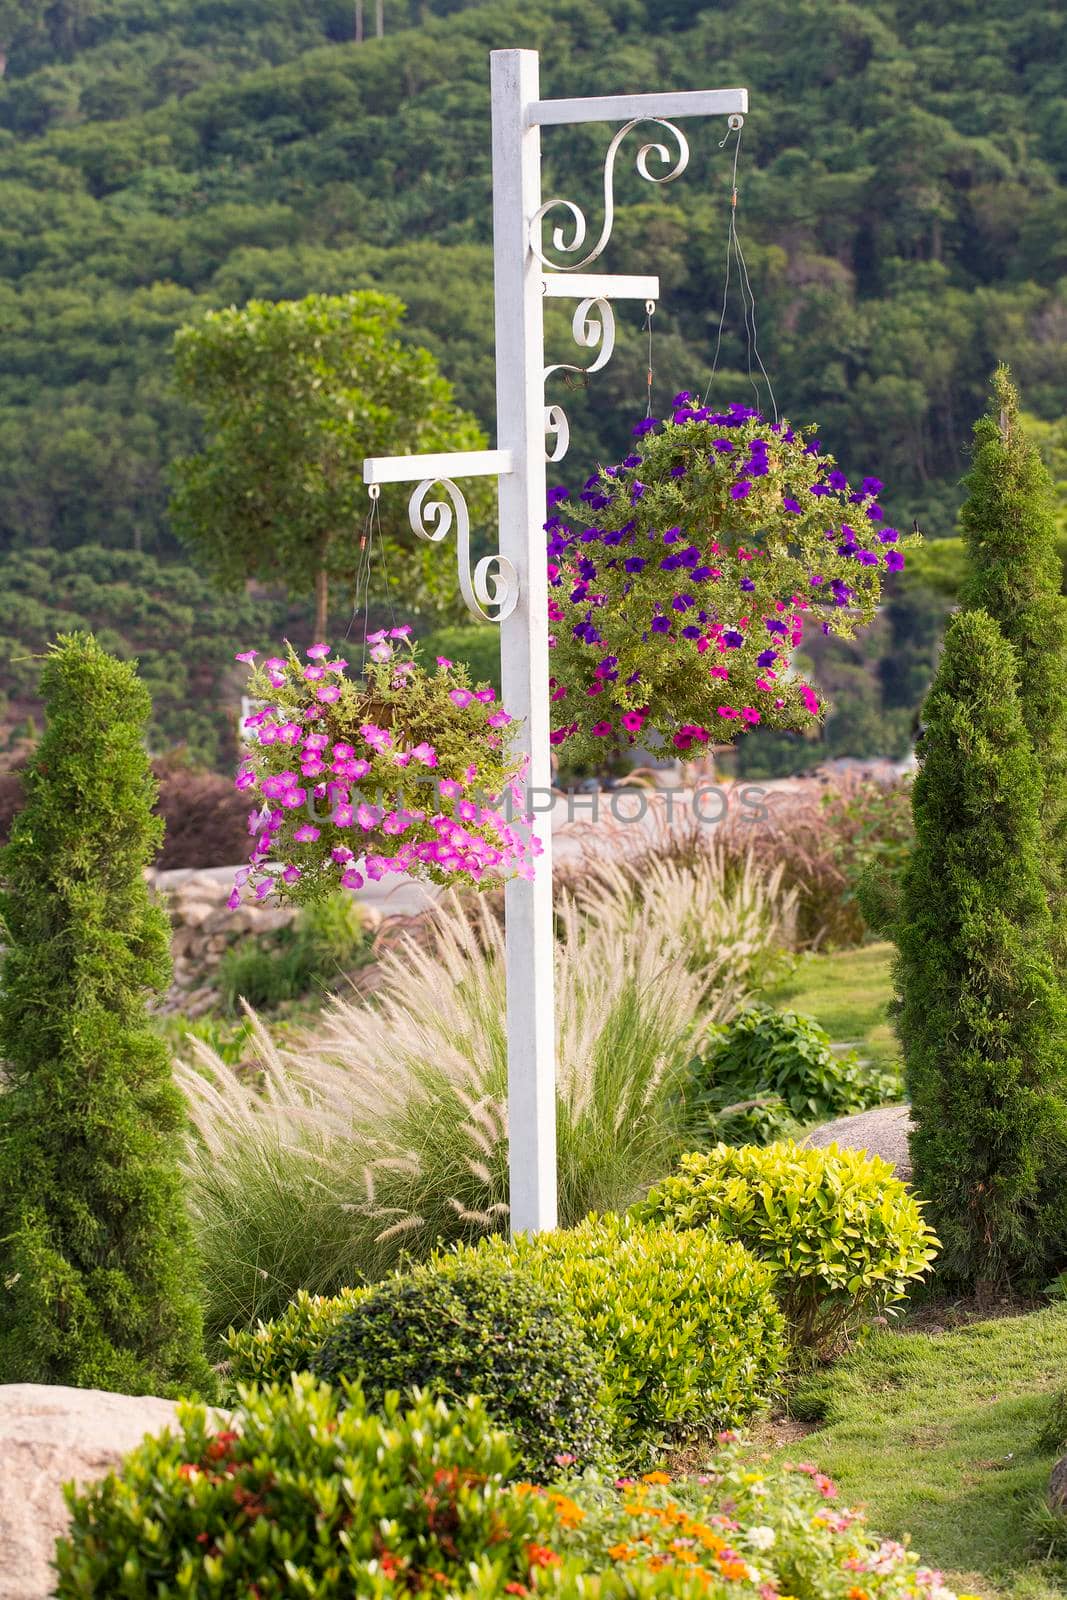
left=885, top=550, right=906, bottom=571
left=651, top=616, right=671, bottom=634
left=624, top=556, right=646, bottom=573
left=861, top=476, right=884, bottom=495
left=633, top=417, right=658, bottom=438
left=757, top=649, right=778, bottom=668
left=723, top=628, right=745, bottom=648
left=826, top=470, right=848, bottom=491
left=731, top=481, right=752, bottom=500
left=782, top=497, right=802, bottom=513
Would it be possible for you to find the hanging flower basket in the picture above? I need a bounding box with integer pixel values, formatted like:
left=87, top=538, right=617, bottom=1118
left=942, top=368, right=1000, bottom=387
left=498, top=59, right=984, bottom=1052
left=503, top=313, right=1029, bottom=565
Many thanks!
left=546, top=396, right=916, bottom=763
left=230, top=633, right=540, bottom=907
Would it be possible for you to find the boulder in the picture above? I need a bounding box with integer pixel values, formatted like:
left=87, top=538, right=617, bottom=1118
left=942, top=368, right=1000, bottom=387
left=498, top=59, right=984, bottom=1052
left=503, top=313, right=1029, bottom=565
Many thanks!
left=802, top=1104, right=913, bottom=1181
left=0, top=1384, right=192, bottom=1599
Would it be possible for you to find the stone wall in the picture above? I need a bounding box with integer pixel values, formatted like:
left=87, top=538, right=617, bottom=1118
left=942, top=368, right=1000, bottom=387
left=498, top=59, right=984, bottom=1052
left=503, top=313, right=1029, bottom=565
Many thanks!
left=148, top=867, right=298, bottom=1017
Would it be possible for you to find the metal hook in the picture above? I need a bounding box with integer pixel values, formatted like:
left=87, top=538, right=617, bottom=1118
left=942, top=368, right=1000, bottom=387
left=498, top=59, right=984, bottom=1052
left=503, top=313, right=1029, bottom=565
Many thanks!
left=645, top=299, right=657, bottom=318
left=368, top=483, right=381, bottom=501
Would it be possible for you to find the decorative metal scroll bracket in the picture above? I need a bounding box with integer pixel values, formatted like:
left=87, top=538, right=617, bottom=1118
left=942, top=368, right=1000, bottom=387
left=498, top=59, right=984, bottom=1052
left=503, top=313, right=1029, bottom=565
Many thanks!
left=409, top=478, right=518, bottom=623
left=530, top=116, right=689, bottom=273
left=540, top=272, right=661, bottom=462
left=362, top=448, right=516, bottom=625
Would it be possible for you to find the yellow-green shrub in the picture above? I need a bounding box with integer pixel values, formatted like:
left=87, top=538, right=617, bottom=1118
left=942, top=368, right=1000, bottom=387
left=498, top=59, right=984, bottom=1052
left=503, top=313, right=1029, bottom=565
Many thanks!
left=441, top=1213, right=785, bottom=1458
left=638, top=1143, right=938, bottom=1357
left=222, top=1286, right=368, bottom=1391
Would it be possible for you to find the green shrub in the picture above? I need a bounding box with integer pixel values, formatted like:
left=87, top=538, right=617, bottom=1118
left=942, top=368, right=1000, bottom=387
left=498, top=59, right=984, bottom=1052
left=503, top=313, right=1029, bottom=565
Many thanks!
left=959, top=368, right=1067, bottom=962
left=891, top=606, right=1067, bottom=1288
left=54, top=1375, right=556, bottom=1598
left=0, top=634, right=212, bottom=1394
left=442, top=1214, right=785, bottom=1459
left=223, top=1286, right=369, bottom=1389
left=689, top=1004, right=902, bottom=1146
left=638, top=1143, right=939, bottom=1357
left=218, top=892, right=370, bottom=1013
left=312, top=1255, right=613, bottom=1480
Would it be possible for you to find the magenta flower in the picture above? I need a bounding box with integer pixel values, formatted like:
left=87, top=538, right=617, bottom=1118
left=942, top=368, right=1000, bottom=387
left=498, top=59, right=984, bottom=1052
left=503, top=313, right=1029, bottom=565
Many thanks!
left=332, top=804, right=356, bottom=827
left=592, top=720, right=613, bottom=736
left=235, top=650, right=257, bottom=665
left=436, top=656, right=453, bottom=669
left=316, top=684, right=341, bottom=703
left=341, top=867, right=365, bottom=890
left=487, top=710, right=512, bottom=729
left=306, top=643, right=331, bottom=659
left=293, top=824, right=320, bottom=843
left=356, top=802, right=381, bottom=830
left=449, top=688, right=475, bottom=709
left=439, top=778, right=463, bottom=800
left=281, top=864, right=302, bottom=884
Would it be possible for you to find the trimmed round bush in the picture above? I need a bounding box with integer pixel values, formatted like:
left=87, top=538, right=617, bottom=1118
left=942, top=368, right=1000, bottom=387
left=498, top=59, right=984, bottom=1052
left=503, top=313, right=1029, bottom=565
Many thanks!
left=443, top=1213, right=786, bottom=1458
left=223, top=1286, right=369, bottom=1391
left=638, top=1142, right=939, bottom=1357
left=54, top=1375, right=556, bottom=1597
left=312, top=1255, right=613, bottom=1479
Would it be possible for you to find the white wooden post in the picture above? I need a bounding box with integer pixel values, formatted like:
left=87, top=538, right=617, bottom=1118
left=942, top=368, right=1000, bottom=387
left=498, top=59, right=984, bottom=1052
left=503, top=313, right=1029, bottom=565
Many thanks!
left=490, top=49, right=557, bottom=1232
left=362, top=55, right=748, bottom=1239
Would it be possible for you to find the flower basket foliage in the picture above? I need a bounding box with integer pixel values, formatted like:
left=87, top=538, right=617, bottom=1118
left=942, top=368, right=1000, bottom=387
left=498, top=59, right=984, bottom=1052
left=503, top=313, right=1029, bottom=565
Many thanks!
left=547, top=397, right=914, bottom=764
left=233, top=632, right=539, bottom=907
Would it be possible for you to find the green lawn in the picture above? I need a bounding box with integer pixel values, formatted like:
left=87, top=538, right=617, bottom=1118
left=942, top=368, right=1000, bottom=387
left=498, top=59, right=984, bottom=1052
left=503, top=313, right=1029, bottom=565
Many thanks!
left=782, top=1307, right=1067, bottom=1600
left=764, top=940, right=899, bottom=1073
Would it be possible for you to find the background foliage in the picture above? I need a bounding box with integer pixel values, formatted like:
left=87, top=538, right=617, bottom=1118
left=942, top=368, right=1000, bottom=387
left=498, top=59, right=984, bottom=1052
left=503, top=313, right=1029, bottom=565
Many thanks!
left=0, top=0, right=1065, bottom=768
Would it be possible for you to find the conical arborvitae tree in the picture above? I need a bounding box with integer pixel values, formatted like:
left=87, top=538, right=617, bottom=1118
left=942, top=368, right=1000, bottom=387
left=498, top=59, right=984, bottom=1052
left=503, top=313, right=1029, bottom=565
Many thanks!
left=0, top=635, right=212, bottom=1394
left=895, top=609, right=1067, bottom=1290
left=959, top=365, right=1067, bottom=954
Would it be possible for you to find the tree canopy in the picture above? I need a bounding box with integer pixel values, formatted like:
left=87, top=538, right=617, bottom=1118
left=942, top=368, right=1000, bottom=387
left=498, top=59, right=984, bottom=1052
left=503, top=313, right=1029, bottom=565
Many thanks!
left=171, top=290, right=489, bottom=635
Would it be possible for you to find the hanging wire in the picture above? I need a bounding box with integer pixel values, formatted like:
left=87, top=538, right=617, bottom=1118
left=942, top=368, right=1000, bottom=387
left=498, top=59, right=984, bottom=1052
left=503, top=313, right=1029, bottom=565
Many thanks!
left=643, top=298, right=656, bottom=418
left=703, top=120, right=778, bottom=423
left=346, top=484, right=381, bottom=674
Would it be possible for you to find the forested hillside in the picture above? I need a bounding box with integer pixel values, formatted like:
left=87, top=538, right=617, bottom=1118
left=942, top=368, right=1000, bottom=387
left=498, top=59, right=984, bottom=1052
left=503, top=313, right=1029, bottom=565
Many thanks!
left=0, top=0, right=1064, bottom=769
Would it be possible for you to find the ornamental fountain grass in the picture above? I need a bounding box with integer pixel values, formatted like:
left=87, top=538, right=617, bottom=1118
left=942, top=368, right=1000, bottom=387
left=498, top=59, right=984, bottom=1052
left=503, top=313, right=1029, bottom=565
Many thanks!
left=546, top=396, right=914, bottom=766
left=232, top=632, right=539, bottom=908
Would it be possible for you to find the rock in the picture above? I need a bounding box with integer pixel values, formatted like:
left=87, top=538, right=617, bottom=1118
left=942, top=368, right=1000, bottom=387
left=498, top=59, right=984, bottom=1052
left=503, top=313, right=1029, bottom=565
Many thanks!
left=1052, top=1454, right=1067, bottom=1512
left=0, top=1384, right=191, bottom=1599
left=173, top=896, right=219, bottom=930
left=801, top=1104, right=913, bottom=1182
